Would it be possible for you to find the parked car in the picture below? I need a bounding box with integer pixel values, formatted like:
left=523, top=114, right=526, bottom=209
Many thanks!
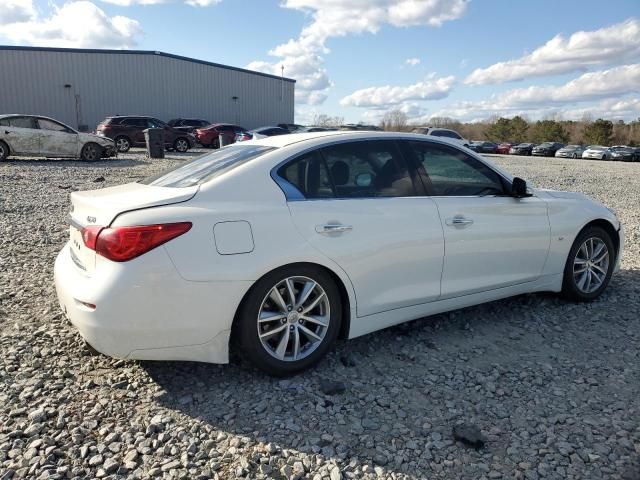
left=303, top=126, right=338, bottom=132
left=0, top=114, right=116, bottom=161
left=96, top=116, right=194, bottom=153
left=610, top=146, right=637, bottom=161
left=509, top=143, right=536, bottom=155
left=411, top=127, right=470, bottom=147
left=496, top=142, right=515, bottom=154
left=277, top=123, right=306, bottom=133
left=167, top=118, right=211, bottom=134
left=555, top=145, right=586, bottom=159
left=54, top=131, right=623, bottom=376
left=469, top=141, right=498, bottom=153
left=194, top=123, right=247, bottom=148
left=236, top=126, right=289, bottom=142
left=339, top=124, right=383, bottom=131
left=582, top=146, right=612, bottom=160
left=532, top=142, right=565, bottom=157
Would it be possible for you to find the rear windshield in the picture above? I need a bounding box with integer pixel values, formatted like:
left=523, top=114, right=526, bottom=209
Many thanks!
left=141, top=145, right=276, bottom=188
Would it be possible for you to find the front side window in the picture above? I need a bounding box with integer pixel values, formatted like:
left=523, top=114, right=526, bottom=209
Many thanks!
left=405, top=141, right=506, bottom=196
left=38, top=118, right=71, bottom=132
left=141, top=144, right=276, bottom=188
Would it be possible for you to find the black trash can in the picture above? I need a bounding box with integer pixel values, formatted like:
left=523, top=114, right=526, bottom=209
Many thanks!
left=144, top=128, right=164, bottom=159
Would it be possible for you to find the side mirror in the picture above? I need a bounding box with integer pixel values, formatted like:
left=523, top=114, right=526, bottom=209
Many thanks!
left=511, top=177, right=530, bottom=198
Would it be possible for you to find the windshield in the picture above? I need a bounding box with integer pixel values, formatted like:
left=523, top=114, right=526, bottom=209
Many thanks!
left=141, top=145, right=276, bottom=187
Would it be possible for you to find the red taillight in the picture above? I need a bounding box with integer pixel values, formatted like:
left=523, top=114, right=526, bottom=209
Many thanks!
left=90, top=223, right=191, bottom=262
left=81, top=225, right=103, bottom=250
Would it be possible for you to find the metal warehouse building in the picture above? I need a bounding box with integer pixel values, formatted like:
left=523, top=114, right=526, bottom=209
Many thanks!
left=0, top=46, right=295, bottom=131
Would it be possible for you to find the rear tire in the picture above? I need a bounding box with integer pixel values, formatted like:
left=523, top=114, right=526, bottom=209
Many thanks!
left=562, top=226, right=615, bottom=302
left=114, top=136, right=131, bottom=153
left=80, top=142, right=101, bottom=162
left=0, top=141, right=8, bottom=161
left=236, top=265, right=342, bottom=376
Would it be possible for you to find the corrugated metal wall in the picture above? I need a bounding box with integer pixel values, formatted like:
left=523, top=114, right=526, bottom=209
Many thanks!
left=0, top=48, right=295, bottom=131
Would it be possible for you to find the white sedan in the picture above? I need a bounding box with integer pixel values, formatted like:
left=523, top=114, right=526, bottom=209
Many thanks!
left=54, top=131, right=623, bottom=375
left=0, top=114, right=116, bottom=161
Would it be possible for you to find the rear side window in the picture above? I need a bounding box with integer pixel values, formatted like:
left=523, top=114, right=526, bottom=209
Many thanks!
left=141, top=145, right=276, bottom=188
left=278, top=140, right=416, bottom=199
left=8, top=117, right=37, bottom=129
left=279, top=151, right=334, bottom=199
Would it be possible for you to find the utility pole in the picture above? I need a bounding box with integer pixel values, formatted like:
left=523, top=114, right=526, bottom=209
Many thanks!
left=280, top=65, right=284, bottom=102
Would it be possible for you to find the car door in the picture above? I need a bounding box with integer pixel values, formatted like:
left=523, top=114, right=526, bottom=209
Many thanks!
left=404, top=140, right=550, bottom=299
left=280, top=139, right=445, bottom=317
left=37, top=118, right=79, bottom=157
left=0, top=116, right=41, bottom=155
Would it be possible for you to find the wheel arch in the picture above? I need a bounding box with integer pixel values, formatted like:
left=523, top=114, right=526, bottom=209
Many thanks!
left=229, top=261, right=353, bottom=349
left=580, top=218, right=620, bottom=258
left=0, top=139, right=10, bottom=157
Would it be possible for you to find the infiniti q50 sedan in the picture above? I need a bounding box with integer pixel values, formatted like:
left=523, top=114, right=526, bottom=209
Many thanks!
left=54, top=131, right=624, bottom=375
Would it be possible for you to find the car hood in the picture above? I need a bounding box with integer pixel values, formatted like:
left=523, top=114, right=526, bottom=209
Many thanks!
left=79, top=132, right=114, bottom=145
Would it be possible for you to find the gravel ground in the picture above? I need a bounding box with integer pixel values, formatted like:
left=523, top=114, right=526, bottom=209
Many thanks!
left=1, top=150, right=639, bottom=480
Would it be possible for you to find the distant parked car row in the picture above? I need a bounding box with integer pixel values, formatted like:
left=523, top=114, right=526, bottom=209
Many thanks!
left=467, top=140, right=639, bottom=161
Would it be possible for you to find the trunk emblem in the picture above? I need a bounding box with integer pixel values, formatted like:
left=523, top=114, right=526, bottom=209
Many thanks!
left=86, top=216, right=97, bottom=223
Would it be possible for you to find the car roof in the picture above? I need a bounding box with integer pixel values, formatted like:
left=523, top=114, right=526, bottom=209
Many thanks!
left=246, top=130, right=463, bottom=149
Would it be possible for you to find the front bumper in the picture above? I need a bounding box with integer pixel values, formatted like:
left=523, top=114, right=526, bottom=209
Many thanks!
left=102, top=145, right=117, bottom=158
left=54, top=243, right=252, bottom=363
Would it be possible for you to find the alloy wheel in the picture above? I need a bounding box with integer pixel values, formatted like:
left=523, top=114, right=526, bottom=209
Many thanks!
left=175, top=139, right=188, bottom=152
left=116, top=137, right=130, bottom=152
left=573, top=237, right=610, bottom=294
left=82, top=144, right=98, bottom=161
left=257, top=276, right=330, bottom=362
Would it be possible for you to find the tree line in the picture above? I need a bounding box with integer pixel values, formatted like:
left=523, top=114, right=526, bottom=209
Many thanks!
left=376, top=110, right=640, bottom=146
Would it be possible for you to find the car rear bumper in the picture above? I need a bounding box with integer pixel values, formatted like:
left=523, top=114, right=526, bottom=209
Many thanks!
left=54, top=243, right=252, bottom=363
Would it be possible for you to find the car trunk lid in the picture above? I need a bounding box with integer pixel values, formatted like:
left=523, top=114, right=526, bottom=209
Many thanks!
left=67, top=182, right=198, bottom=274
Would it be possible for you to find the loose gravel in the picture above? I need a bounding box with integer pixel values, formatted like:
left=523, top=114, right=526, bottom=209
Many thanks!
left=1, top=150, right=639, bottom=480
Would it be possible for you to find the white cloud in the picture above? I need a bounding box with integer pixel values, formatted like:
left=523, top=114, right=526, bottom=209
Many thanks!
left=405, top=57, right=420, bottom=66
left=465, top=18, right=640, bottom=85
left=250, top=0, right=468, bottom=105
left=361, top=102, right=427, bottom=124
left=0, top=1, right=142, bottom=49
left=184, top=0, right=221, bottom=6
left=433, top=64, right=640, bottom=122
left=0, top=0, right=35, bottom=24
left=340, top=74, right=455, bottom=107
left=100, top=0, right=165, bottom=5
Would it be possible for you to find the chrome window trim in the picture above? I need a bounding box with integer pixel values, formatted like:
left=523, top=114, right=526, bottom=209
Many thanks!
left=270, top=136, right=515, bottom=202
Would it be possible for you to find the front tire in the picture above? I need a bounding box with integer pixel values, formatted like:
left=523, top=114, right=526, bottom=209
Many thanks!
left=562, top=226, right=615, bottom=302
left=80, top=142, right=101, bottom=162
left=236, top=265, right=342, bottom=376
left=174, top=138, right=190, bottom=153
left=0, top=141, right=8, bottom=161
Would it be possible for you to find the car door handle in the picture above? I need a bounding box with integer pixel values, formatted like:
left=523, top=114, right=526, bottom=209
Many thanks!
left=316, top=224, right=353, bottom=234
left=4, top=131, right=11, bottom=135
left=445, top=216, right=474, bottom=227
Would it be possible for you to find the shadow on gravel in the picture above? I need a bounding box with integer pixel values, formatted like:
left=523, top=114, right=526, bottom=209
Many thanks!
left=139, top=268, right=640, bottom=476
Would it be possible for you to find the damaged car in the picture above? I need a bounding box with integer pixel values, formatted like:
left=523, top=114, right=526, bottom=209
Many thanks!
left=0, top=115, right=116, bottom=161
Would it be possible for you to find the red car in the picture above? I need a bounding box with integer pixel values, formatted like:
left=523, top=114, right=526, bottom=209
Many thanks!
left=194, top=123, right=247, bottom=148
left=496, top=142, right=514, bottom=154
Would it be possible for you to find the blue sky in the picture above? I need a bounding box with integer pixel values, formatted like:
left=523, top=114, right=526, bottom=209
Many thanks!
left=1, top=0, right=639, bottom=124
